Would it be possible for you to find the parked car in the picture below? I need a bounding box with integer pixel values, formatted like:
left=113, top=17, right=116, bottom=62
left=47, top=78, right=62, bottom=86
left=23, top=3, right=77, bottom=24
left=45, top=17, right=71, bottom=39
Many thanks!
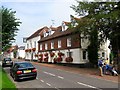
left=10, top=61, right=37, bottom=81
left=2, top=58, right=13, bottom=67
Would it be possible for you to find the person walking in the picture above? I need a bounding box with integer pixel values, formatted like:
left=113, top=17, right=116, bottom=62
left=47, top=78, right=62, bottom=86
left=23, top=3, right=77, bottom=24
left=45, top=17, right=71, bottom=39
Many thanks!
left=98, top=58, right=104, bottom=76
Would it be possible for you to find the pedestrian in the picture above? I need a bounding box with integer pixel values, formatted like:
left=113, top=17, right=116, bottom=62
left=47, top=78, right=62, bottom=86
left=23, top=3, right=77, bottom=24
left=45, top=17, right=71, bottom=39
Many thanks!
left=98, top=58, right=104, bottom=76
left=102, top=63, right=107, bottom=75
left=105, top=58, right=109, bottom=65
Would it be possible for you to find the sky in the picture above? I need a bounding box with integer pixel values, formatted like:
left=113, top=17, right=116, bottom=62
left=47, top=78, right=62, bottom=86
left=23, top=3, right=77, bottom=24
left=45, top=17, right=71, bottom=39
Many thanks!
left=1, top=0, right=79, bottom=46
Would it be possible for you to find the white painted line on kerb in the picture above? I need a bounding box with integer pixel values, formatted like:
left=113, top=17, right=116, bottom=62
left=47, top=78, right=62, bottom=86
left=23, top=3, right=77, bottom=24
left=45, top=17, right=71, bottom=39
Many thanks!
left=46, top=83, right=51, bottom=86
left=55, top=87, right=61, bottom=90
left=77, top=82, right=102, bottom=90
left=58, top=76, right=64, bottom=79
left=40, top=80, right=44, bottom=83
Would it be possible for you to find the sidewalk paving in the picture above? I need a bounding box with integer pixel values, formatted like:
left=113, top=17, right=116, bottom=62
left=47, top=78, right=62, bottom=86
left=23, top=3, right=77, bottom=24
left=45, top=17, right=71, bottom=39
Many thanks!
left=15, top=59, right=119, bottom=83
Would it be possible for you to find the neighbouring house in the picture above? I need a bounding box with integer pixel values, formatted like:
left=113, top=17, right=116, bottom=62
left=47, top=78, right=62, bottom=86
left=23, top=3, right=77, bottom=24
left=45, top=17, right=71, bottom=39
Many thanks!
left=17, top=46, right=25, bottom=59
left=25, top=27, right=48, bottom=61
left=6, top=45, right=18, bottom=58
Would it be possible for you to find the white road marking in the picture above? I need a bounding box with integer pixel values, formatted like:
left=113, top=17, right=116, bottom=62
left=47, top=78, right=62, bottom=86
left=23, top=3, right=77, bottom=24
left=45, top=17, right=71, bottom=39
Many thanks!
left=46, top=83, right=51, bottom=86
left=77, top=82, right=102, bottom=90
left=40, top=80, right=44, bottom=82
left=44, top=71, right=49, bottom=74
left=58, top=76, right=64, bottom=79
left=43, top=71, right=56, bottom=76
left=49, top=73, right=56, bottom=76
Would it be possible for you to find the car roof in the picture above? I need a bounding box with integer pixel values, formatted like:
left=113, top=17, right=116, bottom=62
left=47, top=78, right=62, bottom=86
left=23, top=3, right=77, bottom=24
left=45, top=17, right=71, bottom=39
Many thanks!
left=14, top=61, right=31, bottom=64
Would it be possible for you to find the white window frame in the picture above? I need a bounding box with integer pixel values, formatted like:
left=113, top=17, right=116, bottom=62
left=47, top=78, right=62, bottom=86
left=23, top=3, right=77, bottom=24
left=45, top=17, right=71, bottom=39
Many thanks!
left=34, top=41, right=36, bottom=48
left=51, top=41, right=54, bottom=49
left=58, top=40, right=61, bottom=48
left=27, top=44, right=29, bottom=49
left=45, top=43, right=48, bottom=50
left=67, top=38, right=71, bottom=47
left=30, top=42, right=32, bottom=48
left=40, top=44, right=42, bottom=50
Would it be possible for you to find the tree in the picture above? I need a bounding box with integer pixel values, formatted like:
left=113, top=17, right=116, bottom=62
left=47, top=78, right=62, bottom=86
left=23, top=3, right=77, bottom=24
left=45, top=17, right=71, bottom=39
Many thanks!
left=71, top=1, right=120, bottom=65
left=1, top=6, right=21, bottom=51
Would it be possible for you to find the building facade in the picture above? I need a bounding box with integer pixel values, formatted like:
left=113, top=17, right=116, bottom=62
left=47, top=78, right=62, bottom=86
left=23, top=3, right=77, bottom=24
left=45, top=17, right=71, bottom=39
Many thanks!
left=25, top=18, right=110, bottom=64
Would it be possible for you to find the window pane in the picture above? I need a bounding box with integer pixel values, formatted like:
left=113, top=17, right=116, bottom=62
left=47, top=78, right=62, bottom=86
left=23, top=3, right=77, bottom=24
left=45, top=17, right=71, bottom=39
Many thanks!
left=58, top=40, right=61, bottom=48
left=67, top=38, right=71, bottom=47
left=83, top=51, right=86, bottom=59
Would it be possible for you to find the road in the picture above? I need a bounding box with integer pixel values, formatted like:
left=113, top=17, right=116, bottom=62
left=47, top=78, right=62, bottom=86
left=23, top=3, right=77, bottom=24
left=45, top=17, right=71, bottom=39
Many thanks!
left=3, top=59, right=118, bottom=90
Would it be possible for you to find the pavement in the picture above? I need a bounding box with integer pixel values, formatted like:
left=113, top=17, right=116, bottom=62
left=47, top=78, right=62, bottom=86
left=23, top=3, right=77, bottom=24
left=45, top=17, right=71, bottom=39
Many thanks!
left=14, top=59, right=119, bottom=83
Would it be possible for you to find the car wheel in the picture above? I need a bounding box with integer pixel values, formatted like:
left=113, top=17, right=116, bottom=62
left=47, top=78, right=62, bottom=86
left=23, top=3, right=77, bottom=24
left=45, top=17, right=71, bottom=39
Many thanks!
left=10, top=72, right=12, bottom=76
left=13, top=75, right=18, bottom=81
left=2, top=64, right=4, bottom=67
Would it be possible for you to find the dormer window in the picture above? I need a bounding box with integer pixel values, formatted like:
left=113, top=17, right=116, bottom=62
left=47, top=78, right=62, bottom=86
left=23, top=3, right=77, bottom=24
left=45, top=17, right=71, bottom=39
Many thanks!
left=49, top=29, right=52, bottom=35
left=43, top=31, right=48, bottom=37
left=62, top=21, right=68, bottom=31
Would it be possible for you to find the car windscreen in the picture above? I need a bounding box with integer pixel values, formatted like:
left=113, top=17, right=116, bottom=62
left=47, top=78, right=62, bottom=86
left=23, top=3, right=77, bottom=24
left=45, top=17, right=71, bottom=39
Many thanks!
left=4, top=58, right=12, bottom=61
left=18, top=63, right=33, bottom=68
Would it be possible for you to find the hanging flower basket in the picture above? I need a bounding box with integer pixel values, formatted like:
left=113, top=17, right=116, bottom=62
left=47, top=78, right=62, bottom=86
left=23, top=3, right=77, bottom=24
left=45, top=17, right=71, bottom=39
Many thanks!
left=28, top=49, right=31, bottom=52
left=65, top=57, right=73, bottom=62
left=44, top=57, right=48, bottom=62
left=58, top=52, right=64, bottom=57
left=25, top=49, right=28, bottom=52
left=32, top=48, right=36, bottom=52
left=38, top=58, right=43, bottom=62
left=54, top=57, right=62, bottom=63
left=35, top=54, right=38, bottom=57
left=39, top=54, right=43, bottom=57
left=57, top=57, right=62, bottom=62
left=50, top=52, right=55, bottom=57
left=44, top=53, right=48, bottom=57
left=53, top=58, right=57, bottom=62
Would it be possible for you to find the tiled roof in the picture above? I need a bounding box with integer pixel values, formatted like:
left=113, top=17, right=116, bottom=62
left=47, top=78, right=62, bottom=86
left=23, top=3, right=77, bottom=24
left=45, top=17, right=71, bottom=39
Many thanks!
left=50, top=26, right=59, bottom=31
left=63, top=21, right=71, bottom=26
left=27, top=26, right=48, bottom=40
left=39, top=27, right=49, bottom=36
left=38, top=26, right=74, bottom=43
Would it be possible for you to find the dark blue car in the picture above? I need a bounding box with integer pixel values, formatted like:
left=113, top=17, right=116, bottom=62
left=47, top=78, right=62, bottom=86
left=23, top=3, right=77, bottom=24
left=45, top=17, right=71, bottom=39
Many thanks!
left=10, top=61, right=37, bottom=81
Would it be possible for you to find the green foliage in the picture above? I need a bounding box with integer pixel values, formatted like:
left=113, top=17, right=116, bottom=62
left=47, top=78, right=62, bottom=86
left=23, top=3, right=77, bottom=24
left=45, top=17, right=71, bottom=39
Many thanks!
left=1, top=6, right=21, bottom=51
left=71, top=2, right=120, bottom=65
left=0, top=67, right=16, bottom=89
left=88, top=29, right=99, bottom=65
